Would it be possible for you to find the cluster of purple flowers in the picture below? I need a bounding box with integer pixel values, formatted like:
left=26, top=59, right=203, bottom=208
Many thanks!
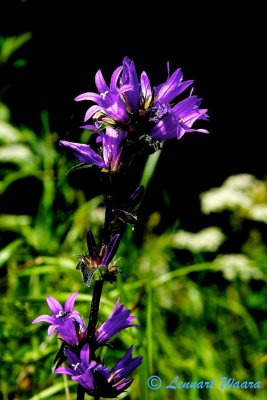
left=60, top=56, right=208, bottom=172
left=32, top=57, right=208, bottom=398
left=33, top=293, right=142, bottom=397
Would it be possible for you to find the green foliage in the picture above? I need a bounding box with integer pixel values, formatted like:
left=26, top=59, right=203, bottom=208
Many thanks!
left=1, top=36, right=267, bottom=400
left=0, top=32, right=31, bottom=66
left=1, top=105, right=267, bottom=399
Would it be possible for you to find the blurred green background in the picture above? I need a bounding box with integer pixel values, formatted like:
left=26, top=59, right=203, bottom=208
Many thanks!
left=1, top=27, right=267, bottom=400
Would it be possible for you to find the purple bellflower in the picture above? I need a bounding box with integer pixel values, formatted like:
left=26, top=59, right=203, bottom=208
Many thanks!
left=55, top=343, right=142, bottom=398
left=32, top=293, right=86, bottom=346
left=77, top=231, right=121, bottom=287
left=96, top=299, right=138, bottom=345
left=59, top=127, right=126, bottom=171
left=75, top=67, right=132, bottom=124
left=150, top=95, right=209, bottom=140
left=112, top=185, right=145, bottom=226
left=75, top=56, right=208, bottom=142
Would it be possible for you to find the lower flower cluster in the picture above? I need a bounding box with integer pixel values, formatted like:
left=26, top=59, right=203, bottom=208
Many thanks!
left=55, top=344, right=141, bottom=397
left=32, top=293, right=142, bottom=397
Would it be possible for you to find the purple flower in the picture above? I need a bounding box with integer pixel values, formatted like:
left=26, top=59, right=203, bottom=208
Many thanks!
left=55, top=343, right=142, bottom=397
left=121, top=56, right=140, bottom=112
left=75, top=67, right=132, bottom=124
left=96, top=299, right=138, bottom=345
left=154, top=66, right=193, bottom=106
left=112, top=185, right=145, bottom=226
left=151, top=95, right=209, bottom=140
left=106, top=345, right=142, bottom=396
left=32, top=293, right=86, bottom=346
left=77, top=231, right=121, bottom=287
left=86, top=230, right=120, bottom=268
left=75, top=57, right=208, bottom=142
left=59, top=127, right=126, bottom=171
left=55, top=343, right=95, bottom=392
left=126, top=185, right=145, bottom=210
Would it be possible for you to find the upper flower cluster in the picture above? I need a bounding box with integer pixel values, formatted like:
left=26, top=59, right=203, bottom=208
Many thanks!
left=60, top=57, right=208, bottom=171
left=76, top=56, right=208, bottom=140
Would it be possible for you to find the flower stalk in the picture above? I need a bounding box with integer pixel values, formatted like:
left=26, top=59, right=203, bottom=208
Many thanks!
left=32, top=56, right=208, bottom=399
left=87, top=280, right=104, bottom=347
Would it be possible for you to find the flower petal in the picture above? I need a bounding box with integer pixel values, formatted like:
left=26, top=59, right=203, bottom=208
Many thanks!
left=80, top=343, right=90, bottom=365
left=77, top=369, right=94, bottom=391
left=121, top=57, right=139, bottom=112
left=59, top=140, right=106, bottom=168
left=48, top=324, right=58, bottom=335
left=172, top=95, right=200, bottom=116
left=65, top=348, right=81, bottom=366
left=110, top=66, right=123, bottom=90
left=96, top=300, right=138, bottom=344
left=126, top=186, right=145, bottom=212
left=114, top=377, right=133, bottom=391
left=32, top=315, right=54, bottom=324
left=54, top=367, right=74, bottom=376
left=86, top=229, right=97, bottom=259
left=155, top=68, right=183, bottom=99
left=101, top=128, right=126, bottom=170
left=81, top=124, right=98, bottom=131
left=101, top=234, right=120, bottom=266
left=46, top=296, right=62, bottom=315
left=118, top=84, right=134, bottom=95
left=64, top=292, right=78, bottom=312
left=112, top=346, right=143, bottom=378
left=95, top=69, right=109, bottom=94
left=75, top=92, right=102, bottom=103
left=84, top=105, right=104, bottom=122
left=150, top=113, right=177, bottom=141
left=140, top=71, right=152, bottom=109
left=155, top=79, right=193, bottom=105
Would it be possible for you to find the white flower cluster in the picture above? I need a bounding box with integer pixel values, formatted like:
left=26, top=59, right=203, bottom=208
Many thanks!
left=172, top=227, right=225, bottom=253
left=214, top=254, right=264, bottom=281
left=200, top=174, right=267, bottom=223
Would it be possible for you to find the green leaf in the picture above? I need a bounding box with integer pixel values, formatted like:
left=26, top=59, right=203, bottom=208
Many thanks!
left=0, top=214, right=32, bottom=232
left=140, top=150, right=161, bottom=188
left=113, top=209, right=138, bottom=225
left=13, top=58, right=27, bottom=67
left=27, top=381, right=76, bottom=400
left=0, top=144, right=37, bottom=166
left=66, top=162, right=92, bottom=176
left=0, top=121, right=23, bottom=143
left=0, top=103, right=10, bottom=122
left=0, top=171, right=39, bottom=195
left=0, top=239, right=23, bottom=268
left=52, top=343, right=66, bottom=372
left=0, top=32, right=31, bottom=63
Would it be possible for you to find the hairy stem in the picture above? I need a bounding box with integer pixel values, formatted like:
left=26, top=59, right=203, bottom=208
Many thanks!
left=76, top=281, right=104, bottom=400
left=103, top=194, right=114, bottom=245
left=87, top=280, right=104, bottom=346
left=76, top=188, right=114, bottom=400
left=76, top=384, right=85, bottom=400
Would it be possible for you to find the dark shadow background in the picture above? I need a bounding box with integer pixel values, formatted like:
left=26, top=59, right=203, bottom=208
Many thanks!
left=1, top=0, right=265, bottom=232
